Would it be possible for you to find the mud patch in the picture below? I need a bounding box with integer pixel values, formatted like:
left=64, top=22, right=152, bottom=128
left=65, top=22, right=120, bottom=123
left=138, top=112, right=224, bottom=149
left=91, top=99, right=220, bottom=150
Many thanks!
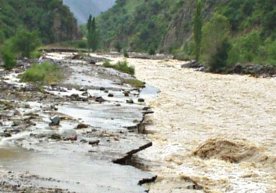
left=193, top=138, right=270, bottom=163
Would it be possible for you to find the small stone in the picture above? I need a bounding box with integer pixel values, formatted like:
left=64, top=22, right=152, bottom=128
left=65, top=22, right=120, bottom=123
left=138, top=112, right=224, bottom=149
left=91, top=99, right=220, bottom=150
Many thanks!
left=108, top=93, right=114, bottom=97
left=99, top=87, right=105, bottom=91
left=0, top=133, right=11, bottom=137
left=124, top=91, right=129, bottom=97
left=76, top=123, right=89, bottom=129
left=79, top=87, right=87, bottom=91
left=138, top=98, right=145, bottom=102
left=89, top=140, right=100, bottom=146
left=50, top=133, right=61, bottom=140
left=95, top=97, right=105, bottom=103
left=49, top=116, right=60, bottom=126
left=126, top=99, right=134, bottom=104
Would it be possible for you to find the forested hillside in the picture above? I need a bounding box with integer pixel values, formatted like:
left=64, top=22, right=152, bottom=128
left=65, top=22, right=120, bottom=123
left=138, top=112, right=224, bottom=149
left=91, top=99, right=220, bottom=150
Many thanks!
left=0, top=0, right=79, bottom=44
left=98, top=0, right=276, bottom=67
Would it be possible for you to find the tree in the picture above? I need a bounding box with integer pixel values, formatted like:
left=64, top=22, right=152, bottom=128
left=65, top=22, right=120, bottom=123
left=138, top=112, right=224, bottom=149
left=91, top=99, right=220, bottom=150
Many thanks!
left=12, top=28, right=41, bottom=58
left=87, top=15, right=98, bottom=52
left=193, top=0, right=203, bottom=61
left=202, top=13, right=231, bottom=71
left=1, top=28, right=41, bottom=70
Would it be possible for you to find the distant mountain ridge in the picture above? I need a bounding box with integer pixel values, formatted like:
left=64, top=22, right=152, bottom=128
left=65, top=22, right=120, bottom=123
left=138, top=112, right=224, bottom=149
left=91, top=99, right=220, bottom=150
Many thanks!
left=63, top=0, right=116, bottom=24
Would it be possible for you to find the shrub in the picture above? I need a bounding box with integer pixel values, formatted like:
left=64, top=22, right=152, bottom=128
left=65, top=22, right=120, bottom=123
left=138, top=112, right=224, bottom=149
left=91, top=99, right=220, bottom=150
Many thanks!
left=202, top=13, right=231, bottom=71
left=208, top=39, right=231, bottom=72
left=123, top=79, right=145, bottom=88
left=148, top=48, right=156, bottom=55
left=12, top=28, right=41, bottom=58
left=20, top=62, right=62, bottom=84
left=2, top=49, right=16, bottom=70
left=103, top=60, right=135, bottom=75
left=123, top=49, right=129, bottom=58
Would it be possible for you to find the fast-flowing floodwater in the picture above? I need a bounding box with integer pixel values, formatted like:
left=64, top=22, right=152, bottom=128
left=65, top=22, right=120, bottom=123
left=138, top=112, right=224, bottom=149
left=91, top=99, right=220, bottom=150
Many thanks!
left=103, top=55, right=276, bottom=193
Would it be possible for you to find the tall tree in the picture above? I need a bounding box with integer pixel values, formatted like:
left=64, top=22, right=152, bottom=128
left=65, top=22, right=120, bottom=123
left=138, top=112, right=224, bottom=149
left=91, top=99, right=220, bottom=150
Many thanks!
left=87, top=15, right=98, bottom=52
left=87, top=15, right=93, bottom=52
left=193, top=0, right=203, bottom=61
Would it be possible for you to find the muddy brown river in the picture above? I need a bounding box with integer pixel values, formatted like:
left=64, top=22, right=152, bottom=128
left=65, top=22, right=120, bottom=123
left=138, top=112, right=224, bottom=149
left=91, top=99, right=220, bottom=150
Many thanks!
left=123, top=57, right=276, bottom=193
left=100, top=54, right=276, bottom=192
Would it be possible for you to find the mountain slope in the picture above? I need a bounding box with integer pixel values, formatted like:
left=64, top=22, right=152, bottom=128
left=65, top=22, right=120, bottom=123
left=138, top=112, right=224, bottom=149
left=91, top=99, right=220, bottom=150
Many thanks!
left=0, top=0, right=79, bottom=44
left=97, top=0, right=276, bottom=65
left=63, top=0, right=116, bottom=24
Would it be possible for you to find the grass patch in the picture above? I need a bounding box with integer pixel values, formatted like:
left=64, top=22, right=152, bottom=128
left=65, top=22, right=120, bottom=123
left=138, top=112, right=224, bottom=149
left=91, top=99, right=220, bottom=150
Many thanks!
left=20, top=62, right=63, bottom=84
left=103, top=60, right=135, bottom=75
left=123, top=79, right=145, bottom=88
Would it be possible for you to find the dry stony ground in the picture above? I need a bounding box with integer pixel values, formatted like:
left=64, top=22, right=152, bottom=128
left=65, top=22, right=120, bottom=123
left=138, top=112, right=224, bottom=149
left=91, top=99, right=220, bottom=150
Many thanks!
left=113, top=57, right=276, bottom=193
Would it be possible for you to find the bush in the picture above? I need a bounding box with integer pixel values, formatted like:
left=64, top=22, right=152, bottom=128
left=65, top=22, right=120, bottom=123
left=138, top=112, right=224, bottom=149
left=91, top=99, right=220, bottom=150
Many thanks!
left=123, top=49, right=129, bottom=58
left=103, top=60, right=135, bottom=75
left=2, top=49, right=16, bottom=70
left=20, top=62, right=62, bottom=84
left=123, top=79, right=145, bottom=88
left=148, top=48, right=156, bottom=55
left=12, top=28, right=41, bottom=58
left=202, top=13, right=231, bottom=71
left=208, top=39, right=231, bottom=72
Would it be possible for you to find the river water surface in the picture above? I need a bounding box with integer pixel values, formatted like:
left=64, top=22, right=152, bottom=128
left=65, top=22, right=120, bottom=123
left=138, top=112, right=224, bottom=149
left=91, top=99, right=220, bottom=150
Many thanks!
left=102, top=55, right=276, bottom=193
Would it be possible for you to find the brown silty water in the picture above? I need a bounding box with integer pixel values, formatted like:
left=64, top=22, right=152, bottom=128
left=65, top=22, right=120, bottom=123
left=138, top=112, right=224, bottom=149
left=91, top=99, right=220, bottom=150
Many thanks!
left=103, top=55, right=276, bottom=193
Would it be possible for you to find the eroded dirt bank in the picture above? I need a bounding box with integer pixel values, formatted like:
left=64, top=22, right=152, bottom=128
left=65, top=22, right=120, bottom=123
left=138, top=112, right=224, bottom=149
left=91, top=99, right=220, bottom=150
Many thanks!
left=104, top=55, right=276, bottom=193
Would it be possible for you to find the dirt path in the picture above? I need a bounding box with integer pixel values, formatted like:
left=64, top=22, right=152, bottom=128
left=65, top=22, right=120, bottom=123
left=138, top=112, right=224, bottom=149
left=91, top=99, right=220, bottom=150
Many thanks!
left=124, top=58, right=276, bottom=193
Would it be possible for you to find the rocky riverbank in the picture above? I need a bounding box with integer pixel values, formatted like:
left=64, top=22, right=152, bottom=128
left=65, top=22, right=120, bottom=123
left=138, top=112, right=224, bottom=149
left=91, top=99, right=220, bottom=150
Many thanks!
left=0, top=52, right=156, bottom=193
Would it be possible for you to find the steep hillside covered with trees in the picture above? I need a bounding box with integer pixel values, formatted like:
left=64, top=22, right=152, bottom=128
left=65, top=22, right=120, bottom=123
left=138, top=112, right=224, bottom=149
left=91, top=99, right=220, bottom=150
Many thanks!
left=0, top=0, right=79, bottom=44
left=97, top=0, right=276, bottom=68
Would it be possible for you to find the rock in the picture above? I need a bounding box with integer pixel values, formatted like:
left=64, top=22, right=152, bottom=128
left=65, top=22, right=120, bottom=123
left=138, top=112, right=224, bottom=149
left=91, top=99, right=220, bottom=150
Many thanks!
left=50, top=105, right=58, bottom=111
left=76, top=123, right=89, bottom=129
left=108, top=93, right=114, bottom=97
left=80, top=139, right=88, bottom=143
left=88, top=140, right=100, bottom=146
left=81, top=91, right=89, bottom=97
left=95, top=97, right=105, bottom=103
left=126, top=99, right=134, bottom=104
left=50, top=133, right=61, bottom=140
left=0, top=133, right=11, bottom=137
left=59, top=128, right=77, bottom=141
left=49, top=116, right=60, bottom=126
left=138, top=98, right=145, bottom=102
left=24, top=104, right=31, bottom=109
left=181, top=60, right=203, bottom=69
left=124, top=91, right=130, bottom=97
left=12, top=120, right=21, bottom=127
left=79, top=87, right=87, bottom=92
left=99, top=87, right=105, bottom=91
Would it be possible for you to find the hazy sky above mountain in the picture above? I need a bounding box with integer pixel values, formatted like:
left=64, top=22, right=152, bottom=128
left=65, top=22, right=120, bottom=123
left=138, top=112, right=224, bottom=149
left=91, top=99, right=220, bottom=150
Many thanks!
left=63, top=0, right=116, bottom=24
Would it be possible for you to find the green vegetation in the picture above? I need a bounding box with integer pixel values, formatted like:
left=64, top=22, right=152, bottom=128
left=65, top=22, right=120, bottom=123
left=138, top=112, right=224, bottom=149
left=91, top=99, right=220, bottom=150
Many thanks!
left=97, top=0, right=179, bottom=52
left=201, top=14, right=231, bottom=72
left=98, top=0, right=276, bottom=73
left=87, top=15, right=99, bottom=52
left=103, top=60, right=135, bottom=75
left=193, top=0, right=203, bottom=61
left=0, top=28, right=41, bottom=70
left=20, top=62, right=63, bottom=84
left=123, top=79, right=145, bottom=88
left=0, top=0, right=79, bottom=44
